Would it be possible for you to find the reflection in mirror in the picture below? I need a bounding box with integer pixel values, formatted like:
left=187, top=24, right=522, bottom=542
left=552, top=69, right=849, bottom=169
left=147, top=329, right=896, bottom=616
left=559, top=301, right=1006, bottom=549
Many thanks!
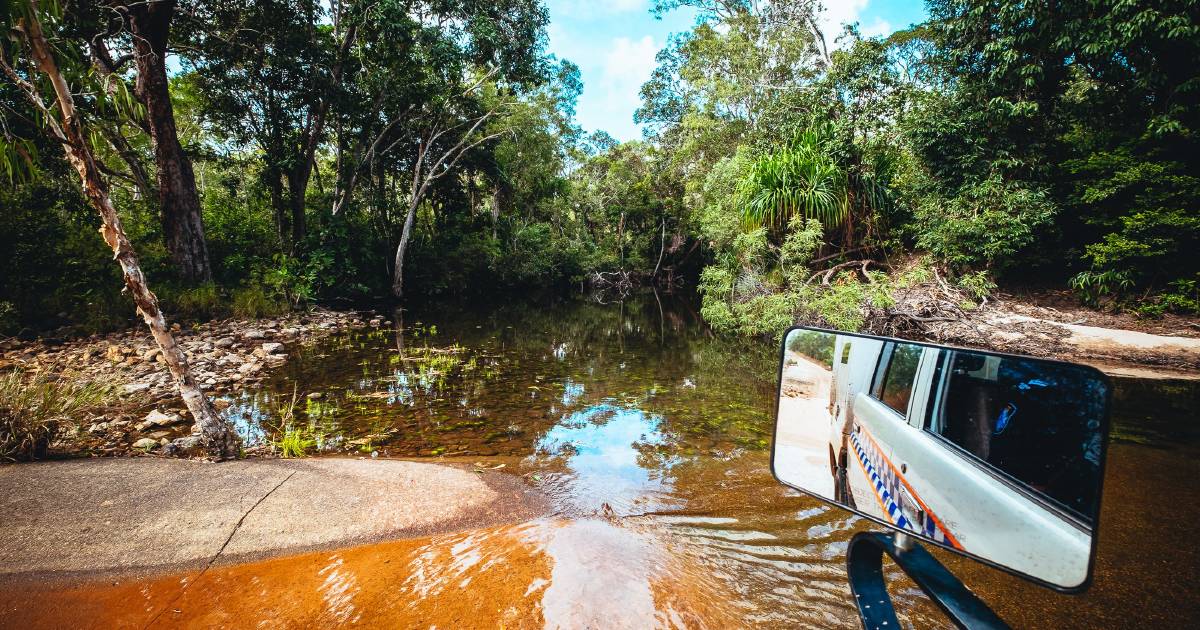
left=772, top=328, right=1109, bottom=590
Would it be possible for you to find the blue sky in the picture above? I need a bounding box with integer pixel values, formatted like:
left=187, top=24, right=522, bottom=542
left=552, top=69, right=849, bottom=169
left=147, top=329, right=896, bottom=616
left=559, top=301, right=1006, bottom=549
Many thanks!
left=545, top=1, right=929, bottom=141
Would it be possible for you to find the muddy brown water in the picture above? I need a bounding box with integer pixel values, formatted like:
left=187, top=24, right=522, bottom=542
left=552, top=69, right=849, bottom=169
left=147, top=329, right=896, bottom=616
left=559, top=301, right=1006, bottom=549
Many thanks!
left=3, top=297, right=1199, bottom=628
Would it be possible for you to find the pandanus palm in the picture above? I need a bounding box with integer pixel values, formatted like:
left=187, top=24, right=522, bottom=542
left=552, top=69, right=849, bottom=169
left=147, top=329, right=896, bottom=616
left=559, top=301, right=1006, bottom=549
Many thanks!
left=738, top=129, right=848, bottom=229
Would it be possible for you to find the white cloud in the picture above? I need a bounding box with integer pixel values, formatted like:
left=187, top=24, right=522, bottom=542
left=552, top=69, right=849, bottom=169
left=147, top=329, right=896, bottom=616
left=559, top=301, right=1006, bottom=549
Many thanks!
left=581, top=35, right=660, bottom=140
left=817, top=0, right=890, bottom=45
left=860, top=17, right=893, bottom=38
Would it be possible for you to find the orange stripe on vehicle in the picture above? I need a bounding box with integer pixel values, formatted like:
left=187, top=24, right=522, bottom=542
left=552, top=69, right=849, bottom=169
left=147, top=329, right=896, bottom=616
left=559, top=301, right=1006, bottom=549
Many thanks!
left=859, top=427, right=963, bottom=550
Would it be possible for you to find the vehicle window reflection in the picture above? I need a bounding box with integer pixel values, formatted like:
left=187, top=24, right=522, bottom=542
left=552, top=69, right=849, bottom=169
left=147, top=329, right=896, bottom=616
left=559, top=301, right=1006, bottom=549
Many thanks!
left=878, top=343, right=922, bottom=416
left=928, top=351, right=1107, bottom=523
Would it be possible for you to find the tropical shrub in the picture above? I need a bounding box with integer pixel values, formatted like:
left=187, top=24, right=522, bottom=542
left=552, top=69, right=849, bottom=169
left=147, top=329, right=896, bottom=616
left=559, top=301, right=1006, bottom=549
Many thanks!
left=913, top=176, right=1056, bottom=273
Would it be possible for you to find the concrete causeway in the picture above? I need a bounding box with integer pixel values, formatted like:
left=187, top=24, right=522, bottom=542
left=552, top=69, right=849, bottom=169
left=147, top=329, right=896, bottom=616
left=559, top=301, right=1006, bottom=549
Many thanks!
left=0, top=457, right=544, bottom=582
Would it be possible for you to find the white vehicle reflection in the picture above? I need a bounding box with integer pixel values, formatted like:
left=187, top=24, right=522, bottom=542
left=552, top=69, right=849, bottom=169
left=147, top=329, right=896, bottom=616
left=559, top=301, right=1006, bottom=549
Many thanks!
left=774, top=329, right=1107, bottom=589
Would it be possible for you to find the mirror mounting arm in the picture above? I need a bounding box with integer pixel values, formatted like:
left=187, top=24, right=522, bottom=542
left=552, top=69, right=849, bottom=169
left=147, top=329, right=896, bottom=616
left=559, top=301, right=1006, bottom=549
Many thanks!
left=846, top=531, right=1010, bottom=630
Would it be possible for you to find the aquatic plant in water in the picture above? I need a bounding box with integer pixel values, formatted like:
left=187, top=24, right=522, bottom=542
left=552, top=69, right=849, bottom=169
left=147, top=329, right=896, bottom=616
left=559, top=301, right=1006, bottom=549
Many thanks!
left=266, top=383, right=322, bottom=457
left=277, top=425, right=317, bottom=458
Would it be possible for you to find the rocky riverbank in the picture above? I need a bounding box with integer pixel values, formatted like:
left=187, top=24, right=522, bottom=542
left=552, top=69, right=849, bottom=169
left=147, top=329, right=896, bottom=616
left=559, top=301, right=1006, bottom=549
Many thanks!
left=0, top=308, right=389, bottom=458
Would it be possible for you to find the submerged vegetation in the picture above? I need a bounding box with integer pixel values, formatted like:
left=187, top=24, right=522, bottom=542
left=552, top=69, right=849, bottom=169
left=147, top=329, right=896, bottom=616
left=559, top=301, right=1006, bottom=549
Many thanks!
left=228, top=298, right=777, bottom=459
left=265, top=385, right=319, bottom=458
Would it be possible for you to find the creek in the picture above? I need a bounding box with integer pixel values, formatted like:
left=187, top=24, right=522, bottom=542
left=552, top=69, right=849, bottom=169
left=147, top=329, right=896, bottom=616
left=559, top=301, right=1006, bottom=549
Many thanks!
left=10, top=296, right=1200, bottom=628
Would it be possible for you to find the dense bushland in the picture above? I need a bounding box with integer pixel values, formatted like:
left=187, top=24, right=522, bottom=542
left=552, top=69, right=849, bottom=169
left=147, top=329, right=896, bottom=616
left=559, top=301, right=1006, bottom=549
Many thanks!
left=1, top=0, right=1197, bottom=340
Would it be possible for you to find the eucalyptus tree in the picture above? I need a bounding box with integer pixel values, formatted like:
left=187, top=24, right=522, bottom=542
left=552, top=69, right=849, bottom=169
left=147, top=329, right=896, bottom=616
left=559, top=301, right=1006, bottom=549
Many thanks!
left=1, top=0, right=239, bottom=458
left=89, top=0, right=213, bottom=283
left=320, top=0, right=549, bottom=297
left=182, top=0, right=343, bottom=252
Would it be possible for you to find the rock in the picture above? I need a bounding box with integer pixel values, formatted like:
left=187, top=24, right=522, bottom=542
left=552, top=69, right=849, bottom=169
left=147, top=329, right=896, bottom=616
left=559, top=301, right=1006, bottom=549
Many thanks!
left=238, top=362, right=260, bottom=374
left=122, top=382, right=152, bottom=395
left=146, top=409, right=182, bottom=426
left=243, top=329, right=266, bottom=340
left=261, top=342, right=285, bottom=355
left=88, top=422, right=108, bottom=434
left=136, top=410, right=182, bottom=431
left=281, top=327, right=299, bottom=337
left=263, top=354, right=287, bottom=367
left=160, top=435, right=208, bottom=458
left=142, top=348, right=161, bottom=362
left=132, top=437, right=158, bottom=450
left=214, top=337, right=236, bottom=349
left=212, top=398, right=233, bottom=412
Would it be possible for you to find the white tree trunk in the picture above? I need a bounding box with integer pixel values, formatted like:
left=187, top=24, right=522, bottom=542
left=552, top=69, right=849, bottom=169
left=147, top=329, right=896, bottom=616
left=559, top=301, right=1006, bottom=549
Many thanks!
left=392, top=200, right=418, bottom=298
left=20, top=7, right=238, bottom=458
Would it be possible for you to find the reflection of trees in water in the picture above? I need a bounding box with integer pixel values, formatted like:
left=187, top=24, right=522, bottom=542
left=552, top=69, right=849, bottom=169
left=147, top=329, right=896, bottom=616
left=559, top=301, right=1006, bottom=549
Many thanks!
left=254, top=296, right=778, bottom=455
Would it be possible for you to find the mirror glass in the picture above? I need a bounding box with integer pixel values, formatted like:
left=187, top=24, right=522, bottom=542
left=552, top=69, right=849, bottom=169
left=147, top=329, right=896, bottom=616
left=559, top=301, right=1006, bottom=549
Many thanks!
left=772, top=327, right=1110, bottom=590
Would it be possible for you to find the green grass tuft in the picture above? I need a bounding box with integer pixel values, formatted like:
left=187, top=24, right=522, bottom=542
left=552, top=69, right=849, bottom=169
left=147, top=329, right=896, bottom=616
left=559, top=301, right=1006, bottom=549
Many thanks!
left=0, top=370, right=112, bottom=461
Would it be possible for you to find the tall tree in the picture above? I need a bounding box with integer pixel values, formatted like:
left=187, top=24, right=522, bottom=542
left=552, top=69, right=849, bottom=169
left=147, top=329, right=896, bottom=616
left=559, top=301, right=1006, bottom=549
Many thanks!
left=323, top=0, right=550, bottom=296
left=91, top=0, right=213, bottom=283
left=1, top=0, right=239, bottom=458
left=184, top=0, right=341, bottom=252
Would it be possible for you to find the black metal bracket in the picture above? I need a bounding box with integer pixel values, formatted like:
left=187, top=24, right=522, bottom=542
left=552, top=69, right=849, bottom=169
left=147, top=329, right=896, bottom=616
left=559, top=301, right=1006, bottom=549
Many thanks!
left=846, top=532, right=1010, bottom=630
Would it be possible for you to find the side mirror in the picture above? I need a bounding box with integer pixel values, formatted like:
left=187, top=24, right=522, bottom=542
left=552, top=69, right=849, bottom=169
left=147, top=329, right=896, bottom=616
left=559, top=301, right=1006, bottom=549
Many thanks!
left=771, top=327, right=1111, bottom=591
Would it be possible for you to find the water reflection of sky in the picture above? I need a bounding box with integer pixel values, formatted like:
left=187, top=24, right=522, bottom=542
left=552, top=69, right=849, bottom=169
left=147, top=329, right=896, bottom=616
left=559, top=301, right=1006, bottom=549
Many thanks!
left=221, top=391, right=270, bottom=445
left=561, top=379, right=584, bottom=407
left=535, top=403, right=676, bottom=516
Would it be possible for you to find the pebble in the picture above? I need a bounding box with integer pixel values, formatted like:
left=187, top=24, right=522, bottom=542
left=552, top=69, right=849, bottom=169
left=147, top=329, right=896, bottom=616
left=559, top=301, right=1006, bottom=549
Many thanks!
left=1, top=310, right=368, bottom=457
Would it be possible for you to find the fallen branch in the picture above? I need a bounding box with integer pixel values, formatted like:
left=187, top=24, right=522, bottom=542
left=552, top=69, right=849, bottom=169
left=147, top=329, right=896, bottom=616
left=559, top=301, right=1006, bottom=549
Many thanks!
left=806, top=260, right=889, bottom=286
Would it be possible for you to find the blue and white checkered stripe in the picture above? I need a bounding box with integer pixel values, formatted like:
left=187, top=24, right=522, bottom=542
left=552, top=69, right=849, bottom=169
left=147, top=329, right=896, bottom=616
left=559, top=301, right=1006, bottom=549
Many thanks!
left=850, top=431, right=911, bottom=530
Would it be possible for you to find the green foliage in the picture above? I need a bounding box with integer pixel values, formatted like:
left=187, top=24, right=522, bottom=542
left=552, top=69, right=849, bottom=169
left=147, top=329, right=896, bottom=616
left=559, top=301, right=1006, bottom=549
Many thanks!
left=276, top=425, right=317, bottom=459
left=231, top=285, right=287, bottom=319
left=956, top=271, right=997, bottom=303
left=4, top=0, right=1200, bottom=343
left=1069, top=269, right=1134, bottom=308
left=167, top=284, right=224, bottom=321
left=780, top=216, right=823, bottom=285
left=0, top=302, right=17, bottom=335
left=257, top=253, right=329, bottom=308
left=913, top=0, right=1200, bottom=305
left=739, top=129, right=848, bottom=229
left=787, top=329, right=835, bottom=365
left=0, top=370, right=112, bottom=461
left=913, top=176, right=1056, bottom=273
left=267, top=385, right=316, bottom=458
